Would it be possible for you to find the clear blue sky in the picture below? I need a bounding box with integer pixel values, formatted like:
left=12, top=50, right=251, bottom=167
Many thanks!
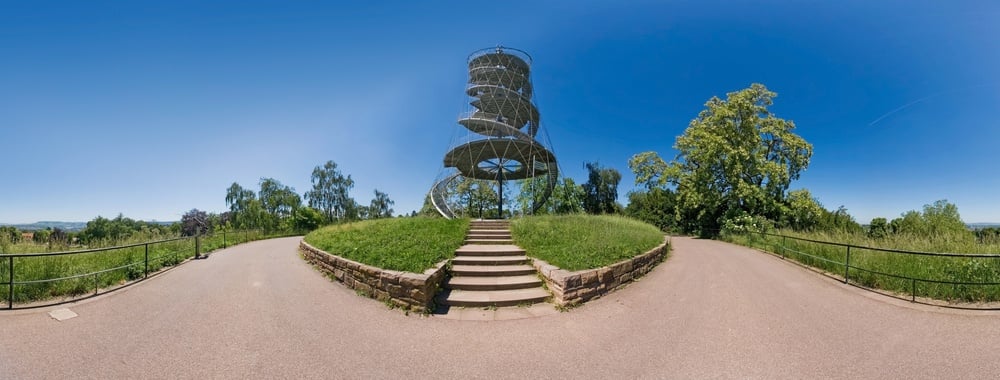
left=2, top=0, right=998, bottom=224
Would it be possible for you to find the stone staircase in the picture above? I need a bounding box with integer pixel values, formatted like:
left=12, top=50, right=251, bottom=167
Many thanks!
left=438, top=220, right=550, bottom=307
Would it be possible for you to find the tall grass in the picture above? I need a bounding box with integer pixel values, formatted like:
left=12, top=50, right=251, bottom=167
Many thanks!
left=511, top=214, right=665, bottom=271
left=725, top=230, right=1000, bottom=303
left=0, top=229, right=277, bottom=306
left=303, top=217, right=469, bottom=273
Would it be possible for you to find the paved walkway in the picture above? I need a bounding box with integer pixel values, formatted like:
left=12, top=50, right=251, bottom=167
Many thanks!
left=2, top=236, right=1000, bottom=379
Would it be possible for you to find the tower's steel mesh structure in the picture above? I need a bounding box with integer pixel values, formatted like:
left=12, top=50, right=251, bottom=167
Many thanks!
left=430, top=46, right=558, bottom=219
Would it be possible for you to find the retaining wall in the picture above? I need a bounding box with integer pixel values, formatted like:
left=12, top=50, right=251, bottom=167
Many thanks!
left=532, top=237, right=669, bottom=306
left=299, top=241, right=447, bottom=313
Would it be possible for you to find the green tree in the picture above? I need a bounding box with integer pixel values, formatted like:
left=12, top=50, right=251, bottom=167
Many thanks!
left=305, top=160, right=355, bottom=223
left=49, top=228, right=68, bottom=247
left=77, top=214, right=156, bottom=245
left=818, top=206, right=863, bottom=233
left=0, top=226, right=20, bottom=253
left=514, top=176, right=551, bottom=215
left=292, top=207, right=325, bottom=231
left=921, top=199, right=968, bottom=236
left=418, top=193, right=443, bottom=218
left=629, top=83, right=813, bottom=235
left=784, top=189, right=823, bottom=231
left=868, top=217, right=889, bottom=239
left=225, top=182, right=259, bottom=229
left=258, top=177, right=302, bottom=230
left=551, top=177, right=586, bottom=214
left=888, top=200, right=971, bottom=241
left=625, top=187, right=676, bottom=231
left=368, top=189, right=395, bottom=219
left=977, top=227, right=1000, bottom=244
left=0, top=226, right=20, bottom=243
left=582, top=162, right=621, bottom=214
left=890, top=211, right=920, bottom=235
left=452, top=178, right=499, bottom=218
left=33, top=229, right=52, bottom=244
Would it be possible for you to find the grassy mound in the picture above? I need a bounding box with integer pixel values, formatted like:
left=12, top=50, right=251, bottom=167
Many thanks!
left=511, top=215, right=664, bottom=271
left=303, top=217, right=469, bottom=273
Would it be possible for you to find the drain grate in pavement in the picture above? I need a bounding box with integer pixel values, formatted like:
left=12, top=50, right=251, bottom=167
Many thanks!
left=48, top=308, right=78, bottom=321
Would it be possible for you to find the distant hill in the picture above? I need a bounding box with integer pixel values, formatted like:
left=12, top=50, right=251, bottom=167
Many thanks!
left=0, top=221, right=88, bottom=231
left=968, top=223, right=1000, bottom=230
left=0, top=220, right=176, bottom=232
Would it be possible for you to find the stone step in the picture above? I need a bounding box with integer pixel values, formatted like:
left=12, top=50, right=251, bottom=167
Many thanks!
left=450, top=264, right=536, bottom=277
left=466, top=233, right=512, bottom=240
left=455, top=245, right=526, bottom=256
left=444, top=275, right=542, bottom=291
left=438, top=288, right=550, bottom=307
left=452, top=255, right=528, bottom=266
left=469, top=221, right=510, bottom=228
left=468, top=225, right=509, bottom=230
left=464, top=238, right=515, bottom=245
left=467, top=229, right=512, bottom=235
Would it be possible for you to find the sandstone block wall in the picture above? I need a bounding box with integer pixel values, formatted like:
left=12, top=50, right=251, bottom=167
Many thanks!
left=300, top=241, right=447, bottom=313
left=532, top=237, right=669, bottom=306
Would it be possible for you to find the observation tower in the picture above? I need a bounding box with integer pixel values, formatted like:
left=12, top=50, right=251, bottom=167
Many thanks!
left=430, top=46, right=558, bottom=219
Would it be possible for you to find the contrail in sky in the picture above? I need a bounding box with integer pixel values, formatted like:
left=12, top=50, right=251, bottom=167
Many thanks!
left=868, top=83, right=997, bottom=127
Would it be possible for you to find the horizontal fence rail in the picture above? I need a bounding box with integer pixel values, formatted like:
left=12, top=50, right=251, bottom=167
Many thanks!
left=729, top=231, right=1000, bottom=310
left=0, top=229, right=289, bottom=310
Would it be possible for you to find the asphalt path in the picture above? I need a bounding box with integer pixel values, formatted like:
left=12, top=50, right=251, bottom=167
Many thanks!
left=2, top=236, right=1000, bottom=379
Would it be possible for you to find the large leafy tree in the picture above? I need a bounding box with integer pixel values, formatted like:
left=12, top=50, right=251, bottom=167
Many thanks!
left=451, top=177, right=500, bottom=218
left=292, top=207, right=325, bottom=231
left=630, top=83, right=812, bottom=234
left=305, top=160, right=355, bottom=223
left=514, top=176, right=550, bottom=215
left=259, top=177, right=302, bottom=230
left=784, top=189, right=824, bottom=231
left=78, top=214, right=163, bottom=244
left=551, top=177, right=586, bottom=214
left=889, top=199, right=970, bottom=239
left=0, top=226, right=20, bottom=242
left=225, top=182, right=261, bottom=229
left=581, top=162, right=621, bottom=214
left=813, top=205, right=862, bottom=233
left=33, top=229, right=52, bottom=244
left=625, top=187, right=676, bottom=231
left=368, top=189, right=395, bottom=219
left=868, top=217, right=890, bottom=239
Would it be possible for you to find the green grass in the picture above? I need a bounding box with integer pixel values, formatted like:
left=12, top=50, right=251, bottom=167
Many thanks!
left=303, top=217, right=469, bottom=273
left=0, top=230, right=279, bottom=306
left=511, top=214, right=665, bottom=271
left=725, top=230, right=1000, bottom=303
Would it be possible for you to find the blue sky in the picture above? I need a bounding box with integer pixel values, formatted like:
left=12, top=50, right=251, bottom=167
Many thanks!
left=2, top=0, right=998, bottom=224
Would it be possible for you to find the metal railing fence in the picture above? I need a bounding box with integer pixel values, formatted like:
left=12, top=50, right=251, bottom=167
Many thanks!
left=729, top=231, right=1000, bottom=310
left=0, top=229, right=281, bottom=309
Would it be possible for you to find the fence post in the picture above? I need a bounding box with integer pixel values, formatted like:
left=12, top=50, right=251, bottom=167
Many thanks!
left=844, top=246, right=851, bottom=284
left=195, top=234, right=201, bottom=259
left=781, top=235, right=786, bottom=259
left=223, top=231, right=227, bottom=249
left=7, top=256, right=13, bottom=309
left=144, top=243, right=149, bottom=278
left=93, top=272, right=98, bottom=295
left=911, top=278, right=916, bottom=302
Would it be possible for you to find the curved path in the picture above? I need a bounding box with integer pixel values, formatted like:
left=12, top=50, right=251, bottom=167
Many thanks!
left=3, top=237, right=1000, bottom=378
